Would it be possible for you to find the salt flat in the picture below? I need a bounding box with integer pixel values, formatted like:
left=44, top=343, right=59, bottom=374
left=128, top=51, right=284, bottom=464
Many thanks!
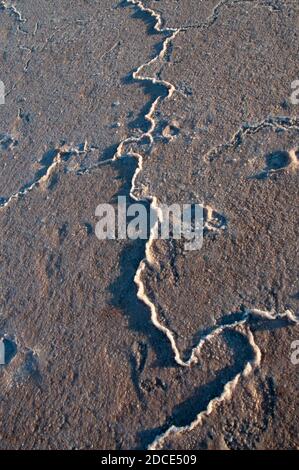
left=0, top=0, right=298, bottom=450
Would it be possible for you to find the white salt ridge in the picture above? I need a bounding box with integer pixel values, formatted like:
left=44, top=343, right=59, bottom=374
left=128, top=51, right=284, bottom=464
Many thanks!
left=0, top=144, right=89, bottom=209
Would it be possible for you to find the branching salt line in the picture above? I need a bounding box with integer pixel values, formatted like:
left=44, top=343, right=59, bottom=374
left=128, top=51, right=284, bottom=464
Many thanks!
left=125, top=0, right=178, bottom=34
left=148, top=328, right=258, bottom=450
left=0, top=153, right=61, bottom=209
left=148, top=309, right=298, bottom=449
left=182, top=0, right=280, bottom=30
left=204, top=116, right=299, bottom=162
left=0, top=144, right=87, bottom=209
left=112, top=1, right=181, bottom=152
left=183, top=0, right=231, bottom=30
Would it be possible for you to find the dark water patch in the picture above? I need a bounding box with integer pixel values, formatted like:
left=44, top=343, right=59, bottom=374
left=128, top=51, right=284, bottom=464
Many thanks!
left=0, top=337, right=17, bottom=365
left=266, top=150, right=291, bottom=171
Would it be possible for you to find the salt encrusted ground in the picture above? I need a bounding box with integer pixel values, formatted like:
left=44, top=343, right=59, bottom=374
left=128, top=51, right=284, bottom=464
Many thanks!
left=0, top=0, right=298, bottom=450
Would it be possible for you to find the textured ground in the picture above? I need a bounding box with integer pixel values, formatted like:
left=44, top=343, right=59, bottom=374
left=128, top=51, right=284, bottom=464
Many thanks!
left=0, top=0, right=298, bottom=450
